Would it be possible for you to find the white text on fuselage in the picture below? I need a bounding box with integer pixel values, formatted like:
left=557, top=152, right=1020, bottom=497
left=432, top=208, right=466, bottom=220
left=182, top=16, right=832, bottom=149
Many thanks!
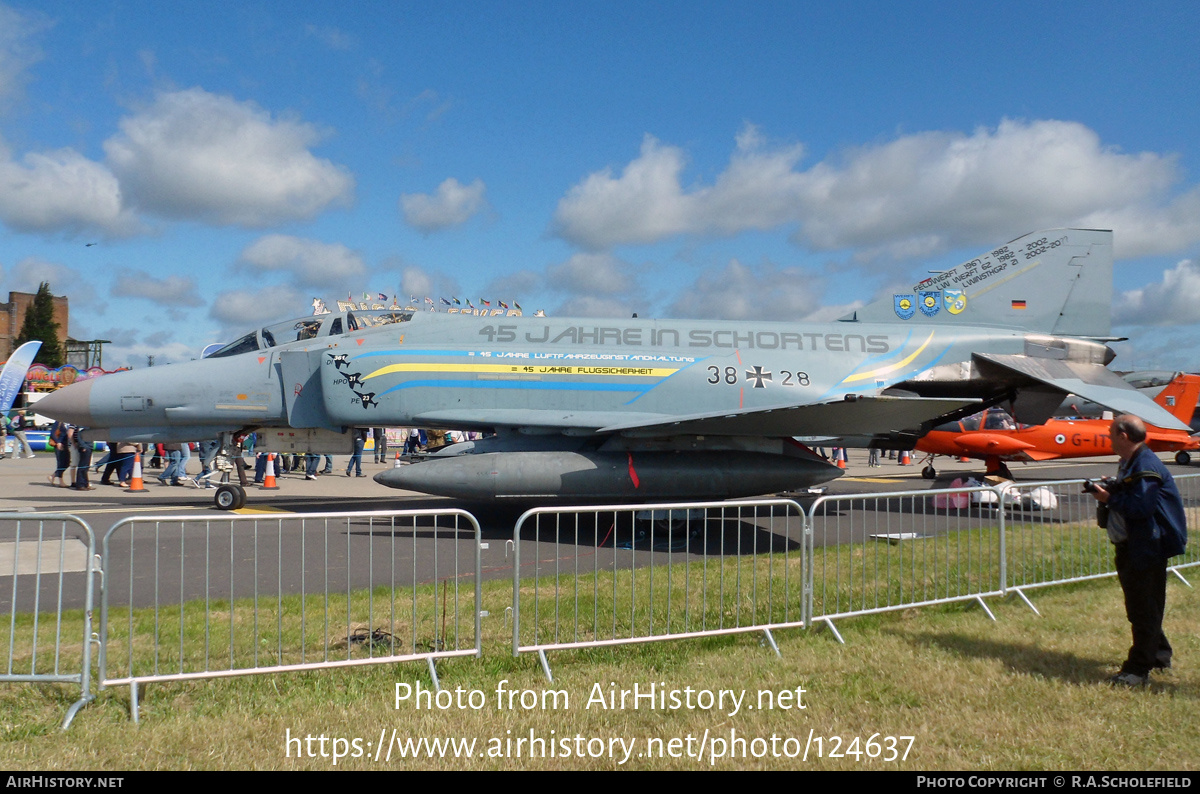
left=482, top=325, right=892, bottom=353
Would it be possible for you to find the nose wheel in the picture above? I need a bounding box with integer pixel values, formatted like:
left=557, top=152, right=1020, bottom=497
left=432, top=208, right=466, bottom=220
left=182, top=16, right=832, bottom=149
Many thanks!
left=921, top=465, right=937, bottom=479
left=214, top=484, right=246, bottom=511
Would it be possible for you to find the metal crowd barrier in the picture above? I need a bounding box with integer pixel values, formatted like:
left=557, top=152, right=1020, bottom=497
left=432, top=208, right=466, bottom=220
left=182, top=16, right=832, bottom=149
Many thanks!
left=6, top=471, right=1197, bottom=728
left=99, top=509, right=482, bottom=722
left=805, top=484, right=1008, bottom=640
left=0, top=513, right=98, bottom=729
left=1168, top=472, right=1200, bottom=577
left=511, top=499, right=804, bottom=680
left=1001, top=474, right=1200, bottom=603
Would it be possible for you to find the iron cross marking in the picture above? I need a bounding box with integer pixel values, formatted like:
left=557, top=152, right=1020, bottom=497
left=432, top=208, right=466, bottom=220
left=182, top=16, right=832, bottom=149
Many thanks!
left=746, top=366, right=772, bottom=388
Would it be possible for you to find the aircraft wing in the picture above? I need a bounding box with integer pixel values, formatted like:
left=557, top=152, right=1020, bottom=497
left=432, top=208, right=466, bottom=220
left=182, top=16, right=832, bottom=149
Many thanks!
left=596, top=396, right=980, bottom=438
left=1021, top=449, right=1063, bottom=461
left=1145, top=430, right=1200, bottom=451
left=973, top=353, right=1191, bottom=431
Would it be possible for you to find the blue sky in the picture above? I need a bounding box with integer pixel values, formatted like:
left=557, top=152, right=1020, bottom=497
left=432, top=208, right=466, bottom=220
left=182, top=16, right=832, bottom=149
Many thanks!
left=2, top=1, right=1199, bottom=371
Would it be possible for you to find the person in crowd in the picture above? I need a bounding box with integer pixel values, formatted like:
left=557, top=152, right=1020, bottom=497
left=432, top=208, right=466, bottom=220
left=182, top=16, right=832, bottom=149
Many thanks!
left=48, top=420, right=70, bottom=487
left=70, top=427, right=95, bottom=490
left=11, top=410, right=36, bottom=459
left=1086, top=414, right=1189, bottom=687
left=346, top=428, right=367, bottom=477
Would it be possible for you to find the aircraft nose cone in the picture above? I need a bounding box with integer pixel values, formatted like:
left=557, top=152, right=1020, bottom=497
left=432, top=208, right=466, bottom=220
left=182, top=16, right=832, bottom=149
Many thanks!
left=35, top=379, right=94, bottom=426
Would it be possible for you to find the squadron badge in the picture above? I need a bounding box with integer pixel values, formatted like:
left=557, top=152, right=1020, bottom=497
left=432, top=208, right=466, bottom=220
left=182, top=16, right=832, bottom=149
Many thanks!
left=919, top=290, right=941, bottom=317
left=894, top=294, right=915, bottom=320
left=943, top=289, right=967, bottom=315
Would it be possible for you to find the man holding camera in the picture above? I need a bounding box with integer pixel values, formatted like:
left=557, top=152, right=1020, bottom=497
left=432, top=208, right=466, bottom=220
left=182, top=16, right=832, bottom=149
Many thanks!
left=1086, top=414, right=1188, bottom=687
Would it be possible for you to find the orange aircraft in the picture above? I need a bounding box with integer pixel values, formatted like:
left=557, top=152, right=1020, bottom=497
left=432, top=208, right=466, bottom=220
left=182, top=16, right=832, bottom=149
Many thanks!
left=914, top=372, right=1200, bottom=479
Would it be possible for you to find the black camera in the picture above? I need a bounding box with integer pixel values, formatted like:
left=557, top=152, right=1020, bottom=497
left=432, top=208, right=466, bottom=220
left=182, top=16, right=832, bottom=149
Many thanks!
left=1082, top=477, right=1118, bottom=495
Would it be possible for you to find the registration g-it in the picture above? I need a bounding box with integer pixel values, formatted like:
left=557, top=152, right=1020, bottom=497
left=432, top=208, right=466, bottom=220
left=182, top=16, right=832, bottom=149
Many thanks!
left=37, top=229, right=1189, bottom=508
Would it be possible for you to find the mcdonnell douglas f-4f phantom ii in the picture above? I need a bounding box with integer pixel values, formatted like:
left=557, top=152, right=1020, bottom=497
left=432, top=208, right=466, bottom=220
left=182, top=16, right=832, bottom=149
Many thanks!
left=38, top=229, right=1189, bottom=509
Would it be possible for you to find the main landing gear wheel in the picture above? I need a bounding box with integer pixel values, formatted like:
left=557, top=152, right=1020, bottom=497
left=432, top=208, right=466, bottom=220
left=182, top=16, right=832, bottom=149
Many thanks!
left=1175, top=451, right=1192, bottom=466
left=922, top=465, right=937, bottom=479
left=214, top=484, right=246, bottom=511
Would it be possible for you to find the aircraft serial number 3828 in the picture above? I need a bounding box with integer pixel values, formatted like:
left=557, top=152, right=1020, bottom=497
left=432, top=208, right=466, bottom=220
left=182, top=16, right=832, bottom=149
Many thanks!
left=38, top=229, right=1188, bottom=509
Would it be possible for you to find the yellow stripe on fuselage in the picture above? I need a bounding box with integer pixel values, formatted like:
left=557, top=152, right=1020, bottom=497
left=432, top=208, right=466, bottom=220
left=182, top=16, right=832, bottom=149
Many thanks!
left=841, top=330, right=936, bottom=383
left=363, top=363, right=678, bottom=380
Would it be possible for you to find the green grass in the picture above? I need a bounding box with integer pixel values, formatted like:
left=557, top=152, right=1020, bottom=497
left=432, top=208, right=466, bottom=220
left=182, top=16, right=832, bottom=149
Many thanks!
left=0, top=518, right=1198, bottom=770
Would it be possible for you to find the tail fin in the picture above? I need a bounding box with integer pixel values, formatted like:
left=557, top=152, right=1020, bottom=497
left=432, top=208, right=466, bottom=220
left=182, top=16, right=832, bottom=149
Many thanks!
left=1153, top=373, right=1200, bottom=426
left=840, top=229, right=1113, bottom=337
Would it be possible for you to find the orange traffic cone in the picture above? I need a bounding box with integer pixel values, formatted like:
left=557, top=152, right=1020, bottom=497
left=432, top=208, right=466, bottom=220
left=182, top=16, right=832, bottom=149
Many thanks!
left=394, top=452, right=402, bottom=468
left=262, top=453, right=280, bottom=490
left=958, top=455, right=971, bottom=463
left=899, top=449, right=911, bottom=466
left=127, top=452, right=148, bottom=492
left=836, top=448, right=846, bottom=469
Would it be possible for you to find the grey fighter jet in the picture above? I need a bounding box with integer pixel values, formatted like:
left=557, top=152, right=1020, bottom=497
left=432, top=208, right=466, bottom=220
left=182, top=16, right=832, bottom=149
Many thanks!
left=38, top=229, right=1187, bottom=508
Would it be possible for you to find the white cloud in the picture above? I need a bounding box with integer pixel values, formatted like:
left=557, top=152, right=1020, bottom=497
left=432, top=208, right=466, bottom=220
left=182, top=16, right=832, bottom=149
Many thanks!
left=110, top=268, right=203, bottom=306
left=792, top=119, right=1181, bottom=256
left=667, top=258, right=825, bottom=321
left=546, top=253, right=636, bottom=296
left=7, top=257, right=99, bottom=314
left=0, top=141, right=138, bottom=236
left=399, top=177, right=486, bottom=232
left=239, top=234, right=366, bottom=290
left=305, top=24, right=354, bottom=51
left=552, top=120, right=1200, bottom=261
left=397, top=265, right=460, bottom=303
left=207, top=283, right=306, bottom=331
left=205, top=282, right=384, bottom=348
left=1114, top=258, right=1200, bottom=326
left=104, top=88, right=355, bottom=226
left=0, top=3, right=50, bottom=111
left=552, top=125, right=810, bottom=250
left=91, top=326, right=138, bottom=348
left=1076, top=189, right=1200, bottom=259
left=555, top=295, right=638, bottom=318
left=483, top=269, right=542, bottom=299
left=106, top=339, right=199, bottom=369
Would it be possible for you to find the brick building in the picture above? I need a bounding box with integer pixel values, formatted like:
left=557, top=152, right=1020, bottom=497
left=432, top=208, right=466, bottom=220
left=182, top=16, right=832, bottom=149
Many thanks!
left=0, top=290, right=70, bottom=361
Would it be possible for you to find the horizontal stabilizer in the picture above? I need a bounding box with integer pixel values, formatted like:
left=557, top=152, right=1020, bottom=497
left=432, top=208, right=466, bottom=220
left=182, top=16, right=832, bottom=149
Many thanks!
left=975, top=353, right=1191, bottom=431
left=598, top=396, right=980, bottom=437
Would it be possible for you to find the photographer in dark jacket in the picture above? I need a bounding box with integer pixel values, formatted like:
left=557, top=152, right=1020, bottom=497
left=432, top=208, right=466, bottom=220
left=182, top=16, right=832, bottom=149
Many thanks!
left=1086, top=414, right=1188, bottom=687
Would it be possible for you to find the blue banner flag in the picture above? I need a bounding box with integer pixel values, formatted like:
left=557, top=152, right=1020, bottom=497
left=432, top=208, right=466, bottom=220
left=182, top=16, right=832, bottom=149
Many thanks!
left=0, top=341, right=42, bottom=414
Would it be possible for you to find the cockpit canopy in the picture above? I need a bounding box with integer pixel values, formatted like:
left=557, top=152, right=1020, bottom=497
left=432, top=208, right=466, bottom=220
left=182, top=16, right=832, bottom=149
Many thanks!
left=933, top=406, right=1023, bottom=433
left=205, top=309, right=413, bottom=359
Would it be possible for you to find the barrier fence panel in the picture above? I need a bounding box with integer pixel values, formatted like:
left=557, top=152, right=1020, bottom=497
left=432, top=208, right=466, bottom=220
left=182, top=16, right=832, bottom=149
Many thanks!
left=805, top=485, right=1007, bottom=634
left=100, top=509, right=482, bottom=722
left=512, top=500, right=804, bottom=678
left=1170, top=472, right=1200, bottom=576
left=1001, top=478, right=1125, bottom=595
left=0, top=513, right=97, bottom=729
left=1002, top=473, right=1200, bottom=598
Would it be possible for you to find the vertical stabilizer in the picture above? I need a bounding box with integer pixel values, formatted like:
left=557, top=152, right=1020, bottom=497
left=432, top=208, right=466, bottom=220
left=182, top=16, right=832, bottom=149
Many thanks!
left=841, top=229, right=1113, bottom=337
left=1153, top=373, right=1200, bottom=426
